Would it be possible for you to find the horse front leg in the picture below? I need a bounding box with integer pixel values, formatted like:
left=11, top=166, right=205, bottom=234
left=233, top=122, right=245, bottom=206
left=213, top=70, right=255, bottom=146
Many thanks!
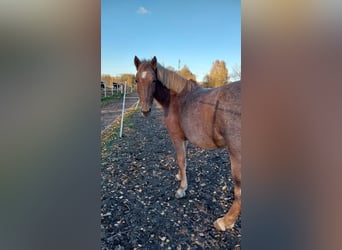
left=173, top=139, right=188, bottom=198
left=214, top=154, right=241, bottom=231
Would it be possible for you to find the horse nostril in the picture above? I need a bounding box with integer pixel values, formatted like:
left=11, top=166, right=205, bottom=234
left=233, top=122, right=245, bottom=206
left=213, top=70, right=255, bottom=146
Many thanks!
left=141, top=108, right=151, bottom=117
left=142, top=111, right=150, bottom=117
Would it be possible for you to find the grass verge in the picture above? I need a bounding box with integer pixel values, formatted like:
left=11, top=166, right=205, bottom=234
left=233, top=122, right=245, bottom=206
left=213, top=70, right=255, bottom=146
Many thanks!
left=101, top=94, right=123, bottom=107
left=101, top=103, right=140, bottom=158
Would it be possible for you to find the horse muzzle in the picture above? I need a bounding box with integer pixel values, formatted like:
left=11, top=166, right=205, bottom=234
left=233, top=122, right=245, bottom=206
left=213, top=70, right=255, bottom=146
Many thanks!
left=142, top=108, right=151, bottom=117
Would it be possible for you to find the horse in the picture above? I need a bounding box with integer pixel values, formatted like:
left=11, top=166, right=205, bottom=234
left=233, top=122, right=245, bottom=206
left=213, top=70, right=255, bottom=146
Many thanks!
left=134, top=56, right=241, bottom=231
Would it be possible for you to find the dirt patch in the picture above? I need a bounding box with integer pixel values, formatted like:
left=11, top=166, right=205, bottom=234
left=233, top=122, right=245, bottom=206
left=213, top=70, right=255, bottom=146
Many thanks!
left=101, top=93, right=139, bottom=132
left=101, top=104, right=241, bottom=249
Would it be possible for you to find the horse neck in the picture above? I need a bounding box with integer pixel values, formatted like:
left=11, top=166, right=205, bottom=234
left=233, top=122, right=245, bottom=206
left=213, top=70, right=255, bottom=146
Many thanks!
left=153, top=81, right=170, bottom=109
left=157, top=65, right=199, bottom=94
left=153, top=79, right=201, bottom=117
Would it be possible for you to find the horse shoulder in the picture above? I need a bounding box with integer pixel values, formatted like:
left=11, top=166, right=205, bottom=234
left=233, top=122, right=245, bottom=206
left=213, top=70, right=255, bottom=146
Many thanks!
left=163, top=94, right=186, bottom=141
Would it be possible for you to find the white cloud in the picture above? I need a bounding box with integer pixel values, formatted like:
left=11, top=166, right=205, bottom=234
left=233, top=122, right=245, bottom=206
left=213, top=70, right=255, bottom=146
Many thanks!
left=136, top=6, right=150, bottom=15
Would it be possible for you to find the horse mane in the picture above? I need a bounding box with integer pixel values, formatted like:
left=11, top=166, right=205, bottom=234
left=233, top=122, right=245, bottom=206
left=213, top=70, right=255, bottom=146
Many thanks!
left=156, top=64, right=198, bottom=94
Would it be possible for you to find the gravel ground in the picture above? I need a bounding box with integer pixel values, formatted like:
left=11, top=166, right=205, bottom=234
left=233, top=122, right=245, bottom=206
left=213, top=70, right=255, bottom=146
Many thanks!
left=101, top=103, right=241, bottom=249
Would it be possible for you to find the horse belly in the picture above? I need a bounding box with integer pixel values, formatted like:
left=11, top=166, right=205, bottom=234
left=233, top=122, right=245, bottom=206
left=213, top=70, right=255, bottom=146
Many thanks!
left=188, top=132, right=225, bottom=149
left=181, top=110, right=225, bottom=149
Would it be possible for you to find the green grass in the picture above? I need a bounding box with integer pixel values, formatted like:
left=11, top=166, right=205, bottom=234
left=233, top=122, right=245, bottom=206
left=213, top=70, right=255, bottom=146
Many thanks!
left=101, top=93, right=123, bottom=106
left=101, top=106, right=139, bottom=156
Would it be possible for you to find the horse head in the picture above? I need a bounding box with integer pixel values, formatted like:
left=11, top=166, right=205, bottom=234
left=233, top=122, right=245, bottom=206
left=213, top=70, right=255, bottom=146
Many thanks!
left=134, top=56, right=158, bottom=117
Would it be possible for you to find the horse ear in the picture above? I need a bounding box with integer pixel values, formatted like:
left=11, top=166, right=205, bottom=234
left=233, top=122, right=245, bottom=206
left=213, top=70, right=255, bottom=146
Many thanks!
left=134, top=56, right=141, bottom=70
left=151, top=56, right=157, bottom=69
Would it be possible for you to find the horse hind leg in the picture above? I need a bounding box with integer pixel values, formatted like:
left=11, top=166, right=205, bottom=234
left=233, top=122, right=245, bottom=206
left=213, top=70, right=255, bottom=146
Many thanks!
left=214, top=153, right=241, bottom=231
left=173, top=140, right=188, bottom=198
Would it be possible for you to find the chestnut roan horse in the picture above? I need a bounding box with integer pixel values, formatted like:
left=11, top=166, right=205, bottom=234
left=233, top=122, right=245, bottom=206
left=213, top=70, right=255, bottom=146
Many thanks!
left=134, top=56, right=241, bottom=231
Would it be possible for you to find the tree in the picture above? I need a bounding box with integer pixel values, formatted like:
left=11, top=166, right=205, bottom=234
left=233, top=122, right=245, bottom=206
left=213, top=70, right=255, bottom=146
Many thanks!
left=101, top=74, right=114, bottom=87
left=118, top=74, right=135, bottom=87
left=202, top=74, right=210, bottom=87
left=207, top=60, right=229, bottom=87
left=177, top=65, right=196, bottom=81
left=116, top=74, right=136, bottom=92
left=230, top=64, right=241, bottom=82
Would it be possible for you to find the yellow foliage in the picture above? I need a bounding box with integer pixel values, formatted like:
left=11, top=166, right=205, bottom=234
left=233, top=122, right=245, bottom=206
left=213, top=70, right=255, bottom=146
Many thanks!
left=177, top=65, right=196, bottom=81
left=207, top=60, right=229, bottom=87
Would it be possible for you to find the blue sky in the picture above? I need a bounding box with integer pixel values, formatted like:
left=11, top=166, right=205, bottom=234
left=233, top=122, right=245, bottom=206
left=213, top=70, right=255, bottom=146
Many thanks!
left=101, top=0, right=240, bottom=82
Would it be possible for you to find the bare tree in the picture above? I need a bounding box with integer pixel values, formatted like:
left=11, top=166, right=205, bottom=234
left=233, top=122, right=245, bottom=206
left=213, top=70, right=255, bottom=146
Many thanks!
left=230, top=64, right=241, bottom=82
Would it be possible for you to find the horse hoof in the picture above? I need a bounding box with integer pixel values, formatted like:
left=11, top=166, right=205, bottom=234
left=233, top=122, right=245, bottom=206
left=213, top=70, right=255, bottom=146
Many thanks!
left=213, top=218, right=234, bottom=231
left=175, top=174, right=181, bottom=181
left=175, top=189, right=186, bottom=199
left=213, top=218, right=226, bottom=231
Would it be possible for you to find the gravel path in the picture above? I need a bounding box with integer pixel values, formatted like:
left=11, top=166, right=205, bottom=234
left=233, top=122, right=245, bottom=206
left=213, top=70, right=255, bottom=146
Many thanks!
left=101, top=103, right=241, bottom=249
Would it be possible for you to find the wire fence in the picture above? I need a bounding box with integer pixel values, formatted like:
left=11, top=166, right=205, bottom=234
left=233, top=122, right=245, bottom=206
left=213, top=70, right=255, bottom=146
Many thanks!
left=101, top=82, right=136, bottom=97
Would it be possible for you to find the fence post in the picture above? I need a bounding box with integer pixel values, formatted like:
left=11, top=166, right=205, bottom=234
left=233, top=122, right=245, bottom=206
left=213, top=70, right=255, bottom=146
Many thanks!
left=119, top=81, right=127, bottom=138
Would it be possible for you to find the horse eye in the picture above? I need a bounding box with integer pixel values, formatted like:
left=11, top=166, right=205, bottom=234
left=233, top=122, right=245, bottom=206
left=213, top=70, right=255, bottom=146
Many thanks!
left=135, top=79, right=138, bottom=83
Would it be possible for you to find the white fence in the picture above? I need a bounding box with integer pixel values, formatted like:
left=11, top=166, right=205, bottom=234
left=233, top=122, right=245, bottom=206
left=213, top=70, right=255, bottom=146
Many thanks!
left=101, top=82, right=135, bottom=97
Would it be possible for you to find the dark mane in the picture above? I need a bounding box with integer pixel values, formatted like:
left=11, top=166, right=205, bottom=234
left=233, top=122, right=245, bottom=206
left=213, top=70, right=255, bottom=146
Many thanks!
left=156, top=64, right=198, bottom=94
